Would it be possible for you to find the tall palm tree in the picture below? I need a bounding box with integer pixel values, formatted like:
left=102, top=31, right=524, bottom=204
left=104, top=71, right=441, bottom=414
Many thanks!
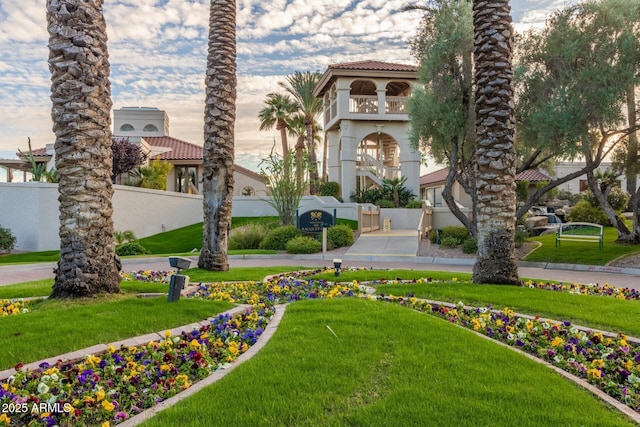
left=47, top=0, right=120, bottom=298
left=258, top=93, right=297, bottom=156
left=198, top=0, right=236, bottom=271
left=287, top=114, right=308, bottom=189
left=279, top=71, right=323, bottom=194
left=471, top=0, right=519, bottom=284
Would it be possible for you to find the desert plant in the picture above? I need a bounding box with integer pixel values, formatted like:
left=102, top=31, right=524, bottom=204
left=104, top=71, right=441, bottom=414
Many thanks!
left=259, top=225, right=301, bottom=250
left=113, top=230, right=138, bottom=246
left=0, top=226, right=16, bottom=253
left=327, top=224, right=354, bottom=248
left=17, top=137, right=46, bottom=182
left=514, top=228, right=529, bottom=249
left=285, top=236, right=322, bottom=254
left=229, top=223, right=268, bottom=250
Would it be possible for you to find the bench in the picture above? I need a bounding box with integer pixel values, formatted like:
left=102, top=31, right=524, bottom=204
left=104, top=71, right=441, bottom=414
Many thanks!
left=555, top=222, right=603, bottom=251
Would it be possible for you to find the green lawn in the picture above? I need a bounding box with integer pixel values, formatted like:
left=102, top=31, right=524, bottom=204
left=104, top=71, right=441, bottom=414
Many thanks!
left=142, top=299, right=635, bottom=427
left=0, top=295, right=233, bottom=370
left=523, top=227, right=640, bottom=265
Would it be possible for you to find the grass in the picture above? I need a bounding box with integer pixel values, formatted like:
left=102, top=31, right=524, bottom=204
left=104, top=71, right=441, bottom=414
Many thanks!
left=141, top=299, right=635, bottom=427
left=0, top=294, right=233, bottom=370
left=523, top=226, right=640, bottom=265
left=183, top=266, right=309, bottom=283
left=0, top=279, right=168, bottom=299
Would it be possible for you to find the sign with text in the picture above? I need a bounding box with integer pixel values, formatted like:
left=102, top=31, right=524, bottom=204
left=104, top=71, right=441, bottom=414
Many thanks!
left=298, top=210, right=334, bottom=233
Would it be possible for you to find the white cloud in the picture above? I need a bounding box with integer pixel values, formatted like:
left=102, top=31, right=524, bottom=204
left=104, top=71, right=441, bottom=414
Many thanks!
left=0, top=0, right=584, bottom=172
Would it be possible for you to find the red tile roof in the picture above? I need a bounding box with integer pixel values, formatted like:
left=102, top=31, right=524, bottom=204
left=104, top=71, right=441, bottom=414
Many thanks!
left=328, top=60, right=417, bottom=72
left=515, top=169, right=551, bottom=182
left=142, top=136, right=203, bottom=161
left=420, top=167, right=449, bottom=185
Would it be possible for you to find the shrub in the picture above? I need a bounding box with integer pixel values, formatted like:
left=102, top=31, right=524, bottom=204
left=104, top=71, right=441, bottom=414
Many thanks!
left=429, top=230, right=439, bottom=244
left=115, top=242, right=150, bottom=256
left=286, top=236, right=322, bottom=254
left=461, top=237, right=477, bottom=254
left=375, top=199, right=395, bottom=208
left=259, top=225, right=301, bottom=250
left=568, top=200, right=610, bottom=225
left=440, top=236, right=461, bottom=248
left=440, top=226, right=469, bottom=242
left=514, top=229, right=529, bottom=248
left=319, top=181, right=341, bottom=199
left=0, top=226, right=16, bottom=253
left=229, top=223, right=268, bottom=250
left=580, top=187, right=630, bottom=211
left=405, top=200, right=423, bottom=209
left=327, top=224, right=354, bottom=248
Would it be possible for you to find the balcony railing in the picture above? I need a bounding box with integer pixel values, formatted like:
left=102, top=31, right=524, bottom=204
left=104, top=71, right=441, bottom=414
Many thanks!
left=323, top=95, right=409, bottom=126
left=350, top=95, right=378, bottom=114
left=385, top=96, right=408, bottom=114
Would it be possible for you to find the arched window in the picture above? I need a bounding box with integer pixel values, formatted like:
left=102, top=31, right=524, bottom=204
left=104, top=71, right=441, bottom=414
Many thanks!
left=241, top=186, right=255, bottom=196
left=143, top=124, right=159, bottom=132
left=119, top=124, right=134, bottom=131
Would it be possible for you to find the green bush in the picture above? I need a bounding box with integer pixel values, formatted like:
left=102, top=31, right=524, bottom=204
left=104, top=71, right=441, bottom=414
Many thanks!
left=405, top=200, right=423, bottom=209
left=286, top=236, right=322, bottom=254
left=115, top=242, right=150, bottom=256
left=0, top=225, right=16, bottom=253
left=441, top=226, right=470, bottom=242
left=461, top=237, right=477, bottom=254
left=440, top=236, right=461, bottom=248
left=327, top=224, right=354, bottom=248
left=259, top=225, right=301, bottom=250
left=568, top=200, right=610, bottom=225
left=429, top=230, right=439, bottom=244
left=515, top=229, right=529, bottom=248
left=229, top=223, right=268, bottom=250
left=375, top=199, right=395, bottom=208
left=319, top=181, right=341, bottom=199
left=580, top=187, right=630, bottom=211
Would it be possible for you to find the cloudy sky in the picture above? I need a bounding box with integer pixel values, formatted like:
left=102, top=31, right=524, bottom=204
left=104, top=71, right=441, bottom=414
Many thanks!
left=0, top=0, right=579, bottom=180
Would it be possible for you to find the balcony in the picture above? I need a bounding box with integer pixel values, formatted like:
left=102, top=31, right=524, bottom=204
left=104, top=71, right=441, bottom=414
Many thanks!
left=323, top=95, right=409, bottom=128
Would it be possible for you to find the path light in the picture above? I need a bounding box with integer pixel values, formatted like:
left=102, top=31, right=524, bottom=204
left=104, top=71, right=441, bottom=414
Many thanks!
left=333, top=258, right=342, bottom=277
left=168, top=256, right=191, bottom=302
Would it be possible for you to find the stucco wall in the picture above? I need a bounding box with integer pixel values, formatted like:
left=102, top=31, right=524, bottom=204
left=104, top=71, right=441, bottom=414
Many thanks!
left=0, top=185, right=362, bottom=252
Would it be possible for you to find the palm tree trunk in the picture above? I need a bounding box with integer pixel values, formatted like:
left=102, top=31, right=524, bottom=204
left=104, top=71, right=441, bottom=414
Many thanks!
left=472, top=0, right=519, bottom=285
left=198, top=0, right=236, bottom=271
left=47, top=0, right=120, bottom=298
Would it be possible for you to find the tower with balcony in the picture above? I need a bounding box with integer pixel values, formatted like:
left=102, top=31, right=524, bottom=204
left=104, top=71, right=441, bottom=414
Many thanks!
left=314, top=61, right=421, bottom=202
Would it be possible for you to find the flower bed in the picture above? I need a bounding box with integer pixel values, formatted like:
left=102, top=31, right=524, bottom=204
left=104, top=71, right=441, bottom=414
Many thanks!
left=120, top=270, right=174, bottom=284
left=0, top=305, right=272, bottom=427
left=0, top=300, right=28, bottom=317
left=373, top=294, right=640, bottom=413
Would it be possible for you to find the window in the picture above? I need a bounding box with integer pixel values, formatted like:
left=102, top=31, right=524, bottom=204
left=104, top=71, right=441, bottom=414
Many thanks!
left=242, top=186, right=255, bottom=196
left=119, top=124, right=134, bottom=131
left=423, top=187, right=442, bottom=207
left=143, top=124, right=159, bottom=132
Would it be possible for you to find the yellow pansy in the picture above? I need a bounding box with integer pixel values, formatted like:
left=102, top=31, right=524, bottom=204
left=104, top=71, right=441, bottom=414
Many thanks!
left=101, top=400, right=115, bottom=412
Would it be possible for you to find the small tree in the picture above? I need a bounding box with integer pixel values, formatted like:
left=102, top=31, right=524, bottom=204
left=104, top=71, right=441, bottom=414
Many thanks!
left=0, top=226, right=16, bottom=254
left=111, top=138, right=147, bottom=181
left=259, top=148, right=306, bottom=226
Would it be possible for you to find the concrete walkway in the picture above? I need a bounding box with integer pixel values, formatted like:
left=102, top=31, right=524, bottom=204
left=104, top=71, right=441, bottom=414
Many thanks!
left=345, top=228, right=419, bottom=257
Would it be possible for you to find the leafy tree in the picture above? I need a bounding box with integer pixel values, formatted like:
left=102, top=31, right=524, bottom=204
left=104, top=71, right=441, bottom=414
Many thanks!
left=407, top=0, right=477, bottom=236
left=514, top=0, right=639, bottom=234
left=259, top=148, right=307, bottom=226
left=111, top=138, right=147, bottom=181
left=47, top=0, right=120, bottom=298
left=198, top=0, right=236, bottom=271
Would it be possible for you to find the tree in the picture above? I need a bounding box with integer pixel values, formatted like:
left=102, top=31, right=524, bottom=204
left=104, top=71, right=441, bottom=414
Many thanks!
left=258, top=93, right=297, bottom=156
left=515, top=0, right=639, bottom=240
left=47, top=0, right=121, bottom=298
left=279, top=71, right=324, bottom=194
left=471, top=0, right=519, bottom=285
left=259, top=147, right=307, bottom=226
left=407, top=0, right=477, bottom=236
left=198, top=0, right=236, bottom=272
left=111, top=138, right=147, bottom=181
